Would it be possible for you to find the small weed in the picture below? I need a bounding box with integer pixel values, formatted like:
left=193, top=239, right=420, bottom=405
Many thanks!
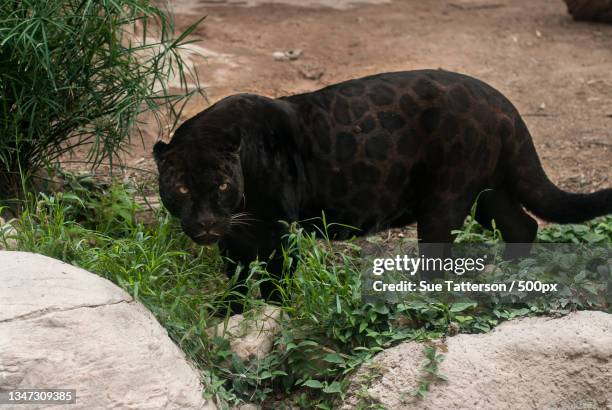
left=351, top=362, right=386, bottom=410
left=408, top=343, right=448, bottom=400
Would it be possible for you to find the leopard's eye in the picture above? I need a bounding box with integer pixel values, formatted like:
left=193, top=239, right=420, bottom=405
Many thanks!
left=178, top=186, right=189, bottom=195
left=218, top=182, right=229, bottom=192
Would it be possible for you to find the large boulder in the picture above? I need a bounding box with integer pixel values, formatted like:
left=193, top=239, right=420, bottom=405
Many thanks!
left=0, top=251, right=216, bottom=410
left=343, top=311, right=611, bottom=409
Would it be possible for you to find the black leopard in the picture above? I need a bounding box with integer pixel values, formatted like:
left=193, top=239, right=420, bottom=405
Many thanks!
left=154, top=69, right=612, bottom=312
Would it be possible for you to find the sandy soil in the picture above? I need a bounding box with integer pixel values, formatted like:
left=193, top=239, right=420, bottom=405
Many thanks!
left=127, top=0, right=610, bottom=200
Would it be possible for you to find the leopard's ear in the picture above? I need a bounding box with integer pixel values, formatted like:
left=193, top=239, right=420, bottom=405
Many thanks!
left=153, top=141, right=172, bottom=166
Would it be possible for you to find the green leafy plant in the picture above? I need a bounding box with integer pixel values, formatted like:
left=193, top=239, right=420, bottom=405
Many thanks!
left=537, top=218, right=612, bottom=243
left=453, top=192, right=504, bottom=244
left=0, top=0, right=204, bottom=196
left=408, top=343, right=447, bottom=400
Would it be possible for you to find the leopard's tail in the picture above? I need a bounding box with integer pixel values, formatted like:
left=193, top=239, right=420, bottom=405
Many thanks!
left=511, top=124, right=612, bottom=223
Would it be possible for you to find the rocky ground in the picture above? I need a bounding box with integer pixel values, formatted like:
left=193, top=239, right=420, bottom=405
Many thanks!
left=342, top=311, right=612, bottom=409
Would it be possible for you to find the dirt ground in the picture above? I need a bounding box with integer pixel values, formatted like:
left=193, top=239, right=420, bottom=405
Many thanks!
left=128, top=0, right=610, bottom=203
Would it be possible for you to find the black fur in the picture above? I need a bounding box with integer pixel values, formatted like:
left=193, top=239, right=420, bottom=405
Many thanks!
left=154, top=70, right=612, bottom=311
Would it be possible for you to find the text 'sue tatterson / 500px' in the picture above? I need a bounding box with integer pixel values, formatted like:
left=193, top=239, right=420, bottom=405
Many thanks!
left=0, top=0, right=611, bottom=409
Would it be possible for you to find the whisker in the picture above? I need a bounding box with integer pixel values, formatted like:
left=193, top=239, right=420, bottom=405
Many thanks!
left=229, top=219, right=250, bottom=225
left=231, top=217, right=259, bottom=221
left=232, top=219, right=257, bottom=224
left=230, top=212, right=260, bottom=224
left=231, top=218, right=256, bottom=222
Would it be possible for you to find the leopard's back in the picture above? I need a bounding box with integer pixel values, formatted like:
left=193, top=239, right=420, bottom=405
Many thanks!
left=284, top=70, right=522, bottom=233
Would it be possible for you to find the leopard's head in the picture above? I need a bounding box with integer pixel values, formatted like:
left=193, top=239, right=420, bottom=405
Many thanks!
left=153, top=121, right=244, bottom=245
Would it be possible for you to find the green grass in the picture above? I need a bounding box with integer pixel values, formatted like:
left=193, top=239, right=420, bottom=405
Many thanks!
left=0, top=0, right=203, bottom=196
left=2, top=174, right=611, bottom=408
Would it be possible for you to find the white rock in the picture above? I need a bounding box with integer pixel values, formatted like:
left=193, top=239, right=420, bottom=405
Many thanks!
left=234, top=404, right=260, bottom=410
left=208, top=305, right=283, bottom=362
left=0, top=251, right=216, bottom=410
left=0, top=218, right=18, bottom=250
left=272, top=51, right=289, bottom=61
left=343, top=311, right=612, bottom=409
left=272, top=49, right=303, bottom=61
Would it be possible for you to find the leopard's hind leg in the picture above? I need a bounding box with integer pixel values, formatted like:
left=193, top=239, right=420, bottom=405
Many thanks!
left=475, top=189, right=538, bottom=259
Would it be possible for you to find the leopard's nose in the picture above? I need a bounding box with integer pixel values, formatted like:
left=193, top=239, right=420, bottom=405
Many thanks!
left=197, top=219, right=221, bottom=236
left=197, top=218, right=215, bottom=230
